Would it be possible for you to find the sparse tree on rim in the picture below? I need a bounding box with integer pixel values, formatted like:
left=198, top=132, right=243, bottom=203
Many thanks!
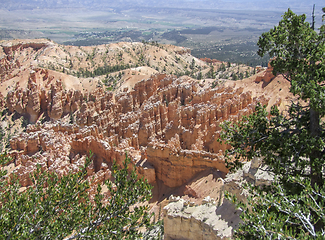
left=221, top=8, right=325, bottom=239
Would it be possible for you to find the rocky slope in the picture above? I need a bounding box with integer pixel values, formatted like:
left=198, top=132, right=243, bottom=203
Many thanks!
left=0, top=38, right=292, bottom=238
left=0, top=39, right=205, bottom=82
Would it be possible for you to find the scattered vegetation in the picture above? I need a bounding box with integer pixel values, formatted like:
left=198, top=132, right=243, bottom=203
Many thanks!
left=77, top=64, right=132, bottom=78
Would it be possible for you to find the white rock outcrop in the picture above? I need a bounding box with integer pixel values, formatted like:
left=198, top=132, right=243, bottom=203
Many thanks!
left=163, top=197, right=241, bottom=240
left=163, top=158, right=274, bottom=239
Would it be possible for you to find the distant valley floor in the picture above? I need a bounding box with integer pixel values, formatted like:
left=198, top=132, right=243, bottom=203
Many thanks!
left=0, top=7, right=283, bottom=65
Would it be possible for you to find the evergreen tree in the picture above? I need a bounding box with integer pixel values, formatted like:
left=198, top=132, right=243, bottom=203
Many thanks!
left=221, top=8, right=325, bottom=239
left=207, top=65, right=216, bottom=79
left=0, top=152, right=153, bottom=239
left=197, top=71, right=202, bottom=80
left=190, top=58, right=196, bottom=70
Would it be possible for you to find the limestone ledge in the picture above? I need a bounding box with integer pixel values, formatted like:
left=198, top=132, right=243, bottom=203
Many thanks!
left=163, top=196, right=240, bottom=240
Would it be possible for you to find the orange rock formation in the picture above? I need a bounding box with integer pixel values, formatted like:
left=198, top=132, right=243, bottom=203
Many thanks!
left=8, top=72, right=268, bottom=197
left=255, top=61, right=275, bottom=85
left=1, top=39, right=289, bottom=201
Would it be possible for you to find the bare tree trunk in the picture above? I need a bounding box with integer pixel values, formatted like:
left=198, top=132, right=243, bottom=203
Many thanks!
left=310, top=108, right=322, bottom=188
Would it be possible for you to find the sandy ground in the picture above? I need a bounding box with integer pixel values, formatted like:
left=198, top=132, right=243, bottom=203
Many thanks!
left=223, top=72, right=293, bottom=112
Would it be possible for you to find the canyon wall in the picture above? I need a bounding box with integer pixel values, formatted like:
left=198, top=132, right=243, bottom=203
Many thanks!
left=7, top=73, right=268, bottom=193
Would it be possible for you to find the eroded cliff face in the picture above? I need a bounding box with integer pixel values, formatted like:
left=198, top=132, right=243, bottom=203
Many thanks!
left=6, top=68, right=85, bottom=123
left=7, top=72, right=269, bottom=196
left=0, top=40, right=51, bottom=81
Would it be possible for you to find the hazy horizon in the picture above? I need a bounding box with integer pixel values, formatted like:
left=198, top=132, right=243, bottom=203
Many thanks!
left=0, top=0, right=323, bottom=64
left=0, top=0, right=323, bottom=12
